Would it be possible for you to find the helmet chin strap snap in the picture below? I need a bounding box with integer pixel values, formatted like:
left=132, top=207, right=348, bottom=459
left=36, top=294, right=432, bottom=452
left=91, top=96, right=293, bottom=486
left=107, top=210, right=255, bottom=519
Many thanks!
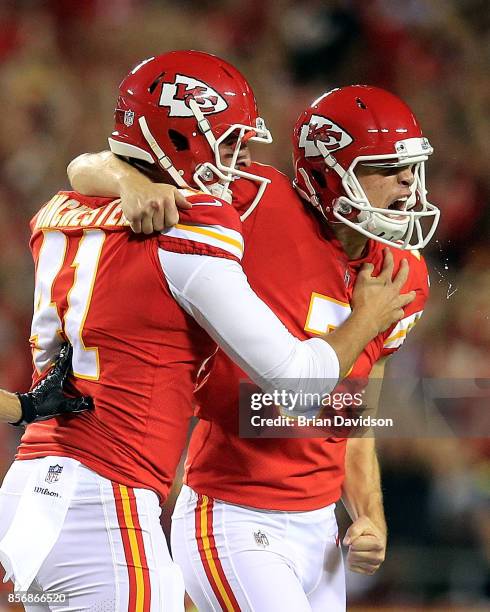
left=193, top=163, right=235, bottom=203
left=195, top=166, right=215, bottom=183
left=333, top=198, right=352, bottom=216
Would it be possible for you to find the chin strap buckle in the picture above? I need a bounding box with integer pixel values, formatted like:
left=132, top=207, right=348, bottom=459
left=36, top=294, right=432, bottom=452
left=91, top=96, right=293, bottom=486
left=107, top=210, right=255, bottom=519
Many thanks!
left=333, top=197, right=353, bottom=216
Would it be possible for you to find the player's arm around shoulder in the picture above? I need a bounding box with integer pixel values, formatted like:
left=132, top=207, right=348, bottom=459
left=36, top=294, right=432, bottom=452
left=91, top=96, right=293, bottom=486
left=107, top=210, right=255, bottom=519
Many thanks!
left=158, top=191, right=244, bottom=262
left=154, top=196, right=345, bottom=394
left=67, top=151, right=191, bottom=233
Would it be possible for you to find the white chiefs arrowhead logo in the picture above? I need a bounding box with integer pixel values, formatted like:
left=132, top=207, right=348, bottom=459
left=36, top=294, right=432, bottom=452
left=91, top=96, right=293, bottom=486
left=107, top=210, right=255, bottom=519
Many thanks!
left=159, top=74, right=228, bottom=117
left=299, top=114, right=353, bottom=157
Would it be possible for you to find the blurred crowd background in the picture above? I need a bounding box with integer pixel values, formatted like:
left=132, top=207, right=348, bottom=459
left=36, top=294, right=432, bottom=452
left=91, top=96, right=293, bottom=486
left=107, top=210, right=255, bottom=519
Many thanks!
left=0, top=0, right=488, bottom=610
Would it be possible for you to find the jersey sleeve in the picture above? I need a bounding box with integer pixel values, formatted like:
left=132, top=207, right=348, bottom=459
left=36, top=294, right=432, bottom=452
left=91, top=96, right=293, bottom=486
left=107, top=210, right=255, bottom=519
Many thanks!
left=159, top=251, right=340, bottom=396
left=158, top=191, right=244, bottom=262
left=381, top=250, right=430, bottom=357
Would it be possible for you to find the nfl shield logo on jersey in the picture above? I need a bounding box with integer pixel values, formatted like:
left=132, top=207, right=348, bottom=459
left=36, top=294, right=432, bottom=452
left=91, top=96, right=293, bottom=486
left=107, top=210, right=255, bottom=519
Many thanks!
left=45, top=465, right=63, bottom=484
left=123, top=110, right=135, bottom=127
left=254, top=530, right=269, bottom=548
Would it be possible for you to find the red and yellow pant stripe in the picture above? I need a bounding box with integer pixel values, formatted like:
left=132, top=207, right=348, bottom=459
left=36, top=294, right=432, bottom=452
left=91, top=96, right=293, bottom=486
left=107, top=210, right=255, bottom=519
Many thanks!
left=195, top=494, right=240, bottom=612
left=112, top=483, right=151, bottom=612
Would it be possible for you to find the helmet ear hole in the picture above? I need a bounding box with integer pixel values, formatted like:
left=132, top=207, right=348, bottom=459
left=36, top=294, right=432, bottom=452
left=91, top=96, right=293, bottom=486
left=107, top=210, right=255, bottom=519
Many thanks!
left=148, top=72, right=166, bottom=94
left=311, top=169, right=326, bottom=188
left=168, top=129, right=189, bottom=152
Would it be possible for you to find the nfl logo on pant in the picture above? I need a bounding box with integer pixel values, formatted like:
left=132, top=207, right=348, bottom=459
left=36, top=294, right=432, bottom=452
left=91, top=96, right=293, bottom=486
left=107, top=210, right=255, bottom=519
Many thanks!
left=254, top=530, right=269, bottom=548
left=45, top=465, right=63, bottom=484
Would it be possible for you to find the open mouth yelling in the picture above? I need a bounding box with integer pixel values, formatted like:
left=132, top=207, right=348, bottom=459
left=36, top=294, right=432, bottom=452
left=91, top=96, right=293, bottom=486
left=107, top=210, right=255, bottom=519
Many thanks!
left=386, top=197, right=410, bottom=220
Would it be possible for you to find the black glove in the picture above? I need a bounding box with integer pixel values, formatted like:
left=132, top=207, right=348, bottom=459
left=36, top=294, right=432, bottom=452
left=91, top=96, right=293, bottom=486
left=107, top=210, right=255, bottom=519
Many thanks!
left=11, top=343, right=94, bottom=426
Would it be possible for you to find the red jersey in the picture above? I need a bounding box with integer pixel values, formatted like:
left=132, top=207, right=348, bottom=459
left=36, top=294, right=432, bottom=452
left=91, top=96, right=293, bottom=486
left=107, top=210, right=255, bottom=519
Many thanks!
left=185, top=164, right=429, bottom=511
left=17, top=189, right=243, bottom=504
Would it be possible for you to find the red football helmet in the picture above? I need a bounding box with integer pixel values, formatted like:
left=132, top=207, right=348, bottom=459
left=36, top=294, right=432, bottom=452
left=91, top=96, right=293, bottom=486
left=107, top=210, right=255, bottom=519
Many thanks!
left=109, top=51, right=272, bottom=217
left=293, top=85, right=440, bottom=249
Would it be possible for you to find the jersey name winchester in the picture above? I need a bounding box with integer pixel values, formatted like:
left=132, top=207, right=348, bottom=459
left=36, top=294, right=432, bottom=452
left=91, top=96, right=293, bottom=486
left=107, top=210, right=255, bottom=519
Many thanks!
left=34, top=194, right=128, bottom=230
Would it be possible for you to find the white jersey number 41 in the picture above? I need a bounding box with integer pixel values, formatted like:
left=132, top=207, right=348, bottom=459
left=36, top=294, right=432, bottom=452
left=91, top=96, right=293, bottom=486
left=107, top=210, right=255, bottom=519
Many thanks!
left=30, top=229, right=105, bottom=380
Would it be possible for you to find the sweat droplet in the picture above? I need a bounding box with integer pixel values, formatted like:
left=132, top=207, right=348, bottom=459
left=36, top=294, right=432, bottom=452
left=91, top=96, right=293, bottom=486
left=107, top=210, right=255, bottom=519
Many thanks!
left=446, top=284, right=458, bottom=299
left=433, top=241, right=457, bottom=299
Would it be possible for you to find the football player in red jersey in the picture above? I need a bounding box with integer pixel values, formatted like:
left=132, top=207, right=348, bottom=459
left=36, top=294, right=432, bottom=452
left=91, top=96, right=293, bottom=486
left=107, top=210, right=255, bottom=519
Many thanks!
left=68, top=83, right=439, bottom=611
left=0, top=53, right=411, bottom=611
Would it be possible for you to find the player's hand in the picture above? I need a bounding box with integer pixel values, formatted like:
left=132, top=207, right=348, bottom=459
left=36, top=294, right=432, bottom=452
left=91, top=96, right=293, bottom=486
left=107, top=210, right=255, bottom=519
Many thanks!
left=12, top=343, right=93, bottom=426
left=351, top=248, right=415, bottom=335
left=120, top=174, right=192, bottom=234
left=343, top=516, right=387, bottom=575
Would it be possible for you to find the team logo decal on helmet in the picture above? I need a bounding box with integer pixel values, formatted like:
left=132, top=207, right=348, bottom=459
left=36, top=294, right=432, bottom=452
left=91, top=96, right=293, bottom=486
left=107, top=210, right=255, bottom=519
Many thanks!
left=159, top=74, right=228, bottom=117
left=298, top=115, right=353, bottom=158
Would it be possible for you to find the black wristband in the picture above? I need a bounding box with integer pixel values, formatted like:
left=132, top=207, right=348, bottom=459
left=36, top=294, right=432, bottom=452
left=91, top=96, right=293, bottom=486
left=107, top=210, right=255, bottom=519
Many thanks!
left=11, top=393, right=37, bottom=426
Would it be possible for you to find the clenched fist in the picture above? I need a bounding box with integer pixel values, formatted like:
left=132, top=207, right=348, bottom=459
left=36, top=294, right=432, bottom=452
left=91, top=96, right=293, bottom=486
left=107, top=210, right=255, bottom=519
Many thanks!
left=343, top=515, right=386, bottom=575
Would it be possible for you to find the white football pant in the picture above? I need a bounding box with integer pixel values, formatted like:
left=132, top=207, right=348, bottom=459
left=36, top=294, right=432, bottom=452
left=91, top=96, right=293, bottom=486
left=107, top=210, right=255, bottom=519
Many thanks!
left=0, top=457, right=185, bottom=611
left=171, top=484, right=345, bottom=611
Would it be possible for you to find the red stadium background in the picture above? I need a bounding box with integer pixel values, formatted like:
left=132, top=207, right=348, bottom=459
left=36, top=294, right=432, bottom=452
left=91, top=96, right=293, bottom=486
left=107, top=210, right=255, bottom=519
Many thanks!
left=0, top=1, right=488, bottom=610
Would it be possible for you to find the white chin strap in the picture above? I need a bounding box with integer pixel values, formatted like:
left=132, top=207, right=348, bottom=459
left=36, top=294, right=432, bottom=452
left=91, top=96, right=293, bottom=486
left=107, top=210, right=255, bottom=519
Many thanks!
left=316, top=139, right=440, bottom=250
left=138, top=116, right=188, bottom=188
